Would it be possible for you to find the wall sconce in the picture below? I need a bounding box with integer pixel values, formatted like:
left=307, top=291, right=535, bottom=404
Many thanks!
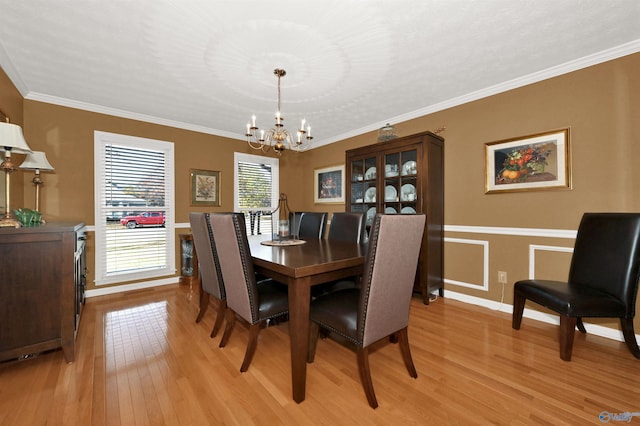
left=0, top=112, right=33, bottom=228
left=19, top=151, right=55, bottom=214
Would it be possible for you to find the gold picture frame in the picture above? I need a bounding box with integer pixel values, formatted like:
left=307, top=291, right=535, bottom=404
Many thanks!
left=314, top=164, right=345, bottom=204
left=190, top=169, right=221, bottom=206
left=485, top=128, right=571, bottom=194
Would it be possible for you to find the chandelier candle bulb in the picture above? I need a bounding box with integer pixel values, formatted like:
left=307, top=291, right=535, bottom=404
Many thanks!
left=300, top=118, right=305, bottom=132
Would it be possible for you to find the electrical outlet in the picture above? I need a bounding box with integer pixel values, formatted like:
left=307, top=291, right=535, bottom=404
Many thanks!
left=498, top=271, right=507, bottom=284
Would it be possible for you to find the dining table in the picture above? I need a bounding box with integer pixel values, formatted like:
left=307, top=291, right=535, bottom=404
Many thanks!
left=249, top=236, right=366, bottom=403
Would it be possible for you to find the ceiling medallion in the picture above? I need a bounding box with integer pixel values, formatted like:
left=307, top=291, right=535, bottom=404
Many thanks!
left=245, top=68, right=312, bottom=156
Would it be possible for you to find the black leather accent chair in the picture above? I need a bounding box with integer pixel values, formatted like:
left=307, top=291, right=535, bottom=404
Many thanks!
left=308, top=214, right=426, bottom=408
left=513, top=213, right=640, bottom=361
left=208, top=213, right=289, bottom=372
left=189, top=212, right=227, bottom=338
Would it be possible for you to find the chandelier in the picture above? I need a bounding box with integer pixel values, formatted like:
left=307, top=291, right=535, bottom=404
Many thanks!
left=245, top=68, right=312, bottom=156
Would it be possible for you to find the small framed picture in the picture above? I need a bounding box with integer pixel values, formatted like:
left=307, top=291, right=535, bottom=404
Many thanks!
left=190, top=169, right=220, bottom=206
left=314, top=165, right=345, bottom=204
left=485, top=128, right=571, bottom=194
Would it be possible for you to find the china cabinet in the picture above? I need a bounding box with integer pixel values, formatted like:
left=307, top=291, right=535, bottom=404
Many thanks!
left=0, top=222, right=87, bottom=362
left=345, top=131, right=444, bottom=303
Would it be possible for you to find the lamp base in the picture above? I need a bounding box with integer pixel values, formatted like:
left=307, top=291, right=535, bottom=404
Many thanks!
left=0, top=216, right=21, bottom=228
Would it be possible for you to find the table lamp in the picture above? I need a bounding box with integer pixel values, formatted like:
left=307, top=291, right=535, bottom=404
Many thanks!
left=0, top=119, right=33, bottom=228
left=19, top=151, right=55, bottom=213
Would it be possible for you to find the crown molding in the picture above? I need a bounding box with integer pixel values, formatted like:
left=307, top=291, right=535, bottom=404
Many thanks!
left=315, top=39, right=640, bottom=148
left=10, top=39, right=640, bottom=147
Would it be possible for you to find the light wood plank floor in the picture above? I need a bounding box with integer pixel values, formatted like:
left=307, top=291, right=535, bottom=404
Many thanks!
left=1, top=284, right=639, bottom=425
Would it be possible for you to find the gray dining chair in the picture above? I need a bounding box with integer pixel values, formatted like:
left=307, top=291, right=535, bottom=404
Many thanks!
left=189, top=212, right=227, bottom=338
left=307, top=213, right=426, bottom=408
left=208, top=213, right=289, bottom=372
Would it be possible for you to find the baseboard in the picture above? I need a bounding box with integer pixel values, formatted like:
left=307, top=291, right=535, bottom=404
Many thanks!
left=443, top=289, right=638, bottom=344
left=85, top=277, right=180, bottom=298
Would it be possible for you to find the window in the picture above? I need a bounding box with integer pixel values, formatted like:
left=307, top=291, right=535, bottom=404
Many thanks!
left=94, top=131, right=175, bottom=285
left=234, top=152, right=279, bottom=236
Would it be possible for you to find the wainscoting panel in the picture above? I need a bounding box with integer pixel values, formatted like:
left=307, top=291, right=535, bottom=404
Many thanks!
left=444, top=237, right=489, bottom=291
left=528, top=244, right=573, bottom=280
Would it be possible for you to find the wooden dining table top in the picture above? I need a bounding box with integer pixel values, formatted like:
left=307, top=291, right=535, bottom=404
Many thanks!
left=249, top=236, right=366, bottom=281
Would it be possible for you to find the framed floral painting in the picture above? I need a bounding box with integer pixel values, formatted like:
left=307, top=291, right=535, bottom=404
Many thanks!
left=314, top=165, right=345, bottom=203
left=485, top=128, right=571, bottom=194
left=190, top=169, right=220, bottom=206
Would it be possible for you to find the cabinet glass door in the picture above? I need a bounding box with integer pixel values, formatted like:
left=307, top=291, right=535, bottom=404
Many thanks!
left=383, top=149, right=418, bottom=215
left=349, top=155, right=377, bottom=227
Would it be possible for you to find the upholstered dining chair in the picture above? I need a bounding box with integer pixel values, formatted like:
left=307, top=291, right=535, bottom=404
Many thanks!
left=208, top=213, right=290, bottom=372
left=289, top=211, right=303, bottom=238
left=512, top=212, right=640, bottom=361
left=297, top=212, right=328, bottom=239
left=328, top=212, right=366, bottom=244
left=307, top=213, right=426, bottom=408
left=189, top=212, right=226, bottom=338
left=316, top=211, right=367, bottom=295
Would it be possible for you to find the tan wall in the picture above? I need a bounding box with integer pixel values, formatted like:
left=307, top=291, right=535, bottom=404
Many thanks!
left=0, top=67, right=26, bottom=212
left=16, top=100, right=281, bottom=290
left=3, top=53, right=640, bottom=332
left=292, top=53, right=640, bottom=332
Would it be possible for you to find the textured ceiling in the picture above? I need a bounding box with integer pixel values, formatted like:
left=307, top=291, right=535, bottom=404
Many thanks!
left=1, top=1, right=639, bottom=149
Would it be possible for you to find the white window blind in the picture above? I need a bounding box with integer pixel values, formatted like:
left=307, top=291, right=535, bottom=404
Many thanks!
left=234, top=152, right=279, bottom=236
left=94, top=131, right=175, bottom=285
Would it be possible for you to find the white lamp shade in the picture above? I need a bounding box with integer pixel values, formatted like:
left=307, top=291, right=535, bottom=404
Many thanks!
left=0, top=122, right=33, bottom=154
left=19, top=151, right=55, bottom=171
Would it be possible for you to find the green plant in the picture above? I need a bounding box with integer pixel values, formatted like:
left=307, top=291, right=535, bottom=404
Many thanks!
left=13, top=208, right=43, bottom=226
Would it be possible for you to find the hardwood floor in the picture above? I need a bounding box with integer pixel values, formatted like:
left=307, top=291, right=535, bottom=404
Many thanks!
left=1, top=284, right=639, bottom=425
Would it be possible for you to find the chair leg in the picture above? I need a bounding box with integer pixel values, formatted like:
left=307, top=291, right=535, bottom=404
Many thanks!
left=512, top=293, right=526, bottom=330
left=356, top=347, right=378, bottom=409
left=240, top=323, right=262, bottom=372
left=559, top=315, right=577, bottom=361
left=210, top=300, right=227, bottom=338
left=196, top=292, right=210, bottom=323
left=219, top=309, right=236, bottom=348
left=308, top=322, right=320, bottom=363
left=397, top=328, right=417, bottom=378
left=576, top=317, right=587, bottom=334
left=620, top=318, right=640, bottom=359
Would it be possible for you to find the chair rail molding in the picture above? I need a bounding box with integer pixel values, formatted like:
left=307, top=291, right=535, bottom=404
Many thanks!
left=445, top=224, right=576, bottom=239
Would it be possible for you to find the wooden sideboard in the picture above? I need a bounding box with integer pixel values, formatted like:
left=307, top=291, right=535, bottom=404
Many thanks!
left=0, top=222, right=87, bottom=363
